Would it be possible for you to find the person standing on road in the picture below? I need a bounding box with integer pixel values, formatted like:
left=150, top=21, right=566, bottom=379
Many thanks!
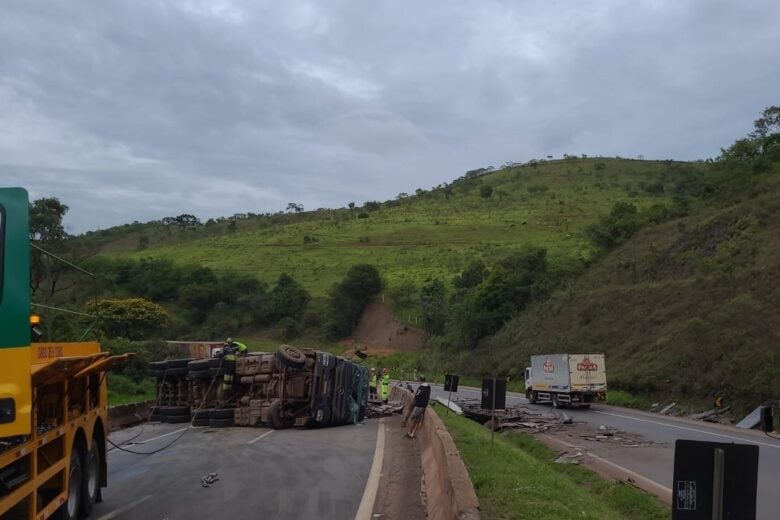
left=369, top=368, right=378, bottom=400
left=381, top=367, right=390, bottom=403
left=406, top=375, right=431, bottom=439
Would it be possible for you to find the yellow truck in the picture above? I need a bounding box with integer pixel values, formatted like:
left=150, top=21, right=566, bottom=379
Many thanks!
left=1, top=187, right=127, bottom=520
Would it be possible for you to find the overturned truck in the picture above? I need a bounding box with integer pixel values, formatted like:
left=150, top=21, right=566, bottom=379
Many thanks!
left=147, top=345, right=370, bottom=429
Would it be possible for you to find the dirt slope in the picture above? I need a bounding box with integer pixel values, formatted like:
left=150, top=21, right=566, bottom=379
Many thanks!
left=347, top=301, right=426, bottom=353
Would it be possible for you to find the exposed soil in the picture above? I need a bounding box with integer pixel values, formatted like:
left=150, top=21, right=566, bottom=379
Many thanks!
left=345, top=302, right=426, bottom=352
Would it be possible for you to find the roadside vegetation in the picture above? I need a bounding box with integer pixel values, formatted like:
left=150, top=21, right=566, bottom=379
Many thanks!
left=436, top=407, right=670, bottom=519
left=27, top=106, right=780, bottom=411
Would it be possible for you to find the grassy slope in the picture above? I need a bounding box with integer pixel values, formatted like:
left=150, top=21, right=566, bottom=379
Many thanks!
left=97, top=158, right=687, bottom=296
left=478, top=174, right=780, bottom=413
left=436, top=406, right=669, bottom=519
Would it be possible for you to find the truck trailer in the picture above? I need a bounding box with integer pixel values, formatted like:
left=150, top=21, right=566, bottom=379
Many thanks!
left=1, top=187, right=128, bottom=519
left=524, top=353, right=607, bottom=409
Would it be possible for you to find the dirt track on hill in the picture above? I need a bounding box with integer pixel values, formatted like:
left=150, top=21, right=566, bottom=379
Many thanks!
left=345, top=301, right=426, bottom=352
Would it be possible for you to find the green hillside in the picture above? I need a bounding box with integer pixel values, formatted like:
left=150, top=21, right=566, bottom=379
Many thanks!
left=95, top=158, right=694, bottom=296
left=470, top=173, right=780, bottom=413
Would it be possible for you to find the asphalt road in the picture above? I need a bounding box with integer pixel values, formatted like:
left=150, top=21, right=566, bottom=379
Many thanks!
left=93, top=420, right=378, bottom=520
left=431, top=384, right=780, bottom=519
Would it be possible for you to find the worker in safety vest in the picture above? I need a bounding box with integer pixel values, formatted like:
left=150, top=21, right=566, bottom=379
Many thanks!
left=381, top=367, right=390, bottom=403
left=369, top=368, right=378, bottom=400
left=220, top=337, right=248, bottom=391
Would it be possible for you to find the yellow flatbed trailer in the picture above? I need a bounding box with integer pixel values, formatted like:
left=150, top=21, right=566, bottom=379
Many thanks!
left=1, top=188, right=127, bottom=519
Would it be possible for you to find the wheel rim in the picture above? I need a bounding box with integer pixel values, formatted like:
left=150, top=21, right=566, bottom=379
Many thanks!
left=87, top=448, right=99, bottom=500
left=67, top=457, right=81, bottom=517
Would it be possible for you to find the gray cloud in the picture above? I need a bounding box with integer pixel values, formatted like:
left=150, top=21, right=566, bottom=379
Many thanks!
left=1, top=0, right=778, bottom=232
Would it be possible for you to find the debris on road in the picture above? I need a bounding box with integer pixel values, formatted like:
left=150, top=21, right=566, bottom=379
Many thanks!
left=554, top=452, right=583, bottom=464
left=575, top=424, right=659, bottom=448
left=458, top=399, right=571, bottom=433
left=689, top=406, right=731, bottom=423
left=201, top=472, right=219, bottom=488
left=435, top=397, right=463, bottom=415
left=736, top=405, right=765, bottom=429
left=658, top=402, right=677, bottom=415
left=365, top=400, right=404, bottom=418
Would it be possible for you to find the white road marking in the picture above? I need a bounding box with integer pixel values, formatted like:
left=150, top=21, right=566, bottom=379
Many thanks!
left=247, top=430, right=273, bottom=444
left=355, top=418, right=386, bottom=520
left=96, top=494, right=153, bottom=520
left=108, top=427, right=189, bottom=453
left=595, top=411, right=780, bottom=449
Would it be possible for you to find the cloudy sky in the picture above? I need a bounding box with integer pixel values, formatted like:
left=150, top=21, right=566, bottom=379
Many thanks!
left=1, top=1, right=778, bottom=233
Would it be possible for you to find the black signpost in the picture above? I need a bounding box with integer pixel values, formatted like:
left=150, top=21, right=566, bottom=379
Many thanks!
left=672, top=440, right=759, bottom=520
left=482, top=378, right=506, bottom=450
left=443, top=374, right=459, bottom=415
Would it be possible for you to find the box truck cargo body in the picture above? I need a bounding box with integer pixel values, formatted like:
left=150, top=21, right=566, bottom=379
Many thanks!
left=524, top=353, right=607, bottom=408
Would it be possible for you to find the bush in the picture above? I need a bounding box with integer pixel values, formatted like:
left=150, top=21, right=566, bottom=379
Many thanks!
left=585, top=202, right=640, bottom=251
left=479, top=185, right=493, bottom=198
left=328, top=264, right=383, bottom=338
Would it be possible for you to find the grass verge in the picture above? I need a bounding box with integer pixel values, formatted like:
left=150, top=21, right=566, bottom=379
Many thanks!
left=435, top=405, right=670, bottom=519
left=108, top=374, right=156, bottom=406
left=605, top=390, right=654, bottom=411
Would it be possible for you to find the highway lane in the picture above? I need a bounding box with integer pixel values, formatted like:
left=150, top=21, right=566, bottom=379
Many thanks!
left=93, top=420, right=379, bottom=519
left=430, top=384, right=780, bottom=519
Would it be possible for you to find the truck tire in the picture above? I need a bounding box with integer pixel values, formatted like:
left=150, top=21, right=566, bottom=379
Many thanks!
left=552, top=394, right=563, bottom=409
left=579, top=404, right=591, bottom=410
left=165, top=414, right=191, bottom=424
left=57, top=447, right=82, bottom=520
left=149, top=369, right=165, bottom=379
left=211, top=408, right=235, bottom=420
left=188, top=369, right=210, bottom=380
left=159, top=406, right=190, bottom=416
left=188, top=359, right=210, bottom=371
left=148, top=361, right=167, bottom=371
left=208, top=358, right=224, bottom=368
left=192, top=409, right=212, bottom=420
left=165, top=367, right=188, bottom=377
left=276, top=345, right=306, bottom=369
left=81, top=442, right=100, bottom=516
left=209, top=417, right=234, bottom=428
left=149, top=413, right=164, bottom=422
left=166, top=358, right=193, bottom=369
left=192, top=417, right=210, bottom=427
left=209, top=367, right=226, bottom=378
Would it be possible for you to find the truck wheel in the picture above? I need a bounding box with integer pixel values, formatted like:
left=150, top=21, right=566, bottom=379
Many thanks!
left=211, top=408, right=235, bottom=420
left=57, top=448, right=82, bottom=520
left=276, top=345, right=306, bottom=369
left=528, top=391, right=538, bottom=404
left=165, top=367, right=188, bottom=377
left=165, top=414, right=191, bottom=424
left=209, top=417, right=234, bottom=428
left=579, top=404, right=591, bottom=410
left=81, top=442, right=100, bottom=516
left=159, top=406, right=190, bottom=416
left=552, top=394, right=563, bottom=409
left=188, top=359, right=210, bottom=371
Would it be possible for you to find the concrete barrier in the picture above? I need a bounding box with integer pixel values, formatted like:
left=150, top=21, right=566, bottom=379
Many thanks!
left=391, top=386, right=480, bottom=520
left=108, top=400, right=154, bottom=431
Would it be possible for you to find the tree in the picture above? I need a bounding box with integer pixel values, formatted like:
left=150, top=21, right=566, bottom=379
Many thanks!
left=286, top=202, right=304, bottom=213
left=29, top=197, right=69, bottom=295
left=420, top=279, right=447, bottom=335
left=328, top=264, right=383, bottom=338
left=270, top=274, right=310, bottom=321
left=348, top=202, right=356, bottom=210
left=479, top=185, right=493, bottom=199
left=86, top=298, right=169, bottom=340
left=585, top=202, right=640, bottom=250
left=453, top=261, right=486, bottom=289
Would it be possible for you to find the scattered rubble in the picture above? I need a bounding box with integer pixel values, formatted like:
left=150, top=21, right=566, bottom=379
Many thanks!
left=365, top=400, right=404, bottom=419
left=554, top=452, right=583, bottom=464
left=658, top=402, right=677, bottom=415
left=201, top=472, right=219, bottom=488
left=459, top=399, right=571, bottom=433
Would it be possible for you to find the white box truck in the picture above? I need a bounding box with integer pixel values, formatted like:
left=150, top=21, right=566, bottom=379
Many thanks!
left=524, top=353, right=607, bottom=409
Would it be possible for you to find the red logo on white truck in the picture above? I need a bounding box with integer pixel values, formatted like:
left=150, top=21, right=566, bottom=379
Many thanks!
left=577, top=357, right=598, bottom=371
left=543, top=357, right=554, bottom=373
